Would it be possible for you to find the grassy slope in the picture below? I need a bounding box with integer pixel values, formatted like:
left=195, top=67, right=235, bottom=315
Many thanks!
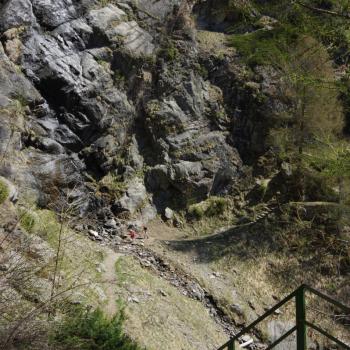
left=146, top=219, right=350, bottom=347
left=0, top=200, right=111, bottom=346
left=0, top=200, right=230, bottom=349
left=113, top=255, right=227, bottom=350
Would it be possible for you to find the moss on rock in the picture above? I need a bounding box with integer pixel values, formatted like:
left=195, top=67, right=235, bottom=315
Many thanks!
left=188, top=196, right=229, bottom=219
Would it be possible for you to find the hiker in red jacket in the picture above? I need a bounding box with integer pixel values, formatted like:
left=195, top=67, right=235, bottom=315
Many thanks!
left=128, top=229, right=138, bottom=240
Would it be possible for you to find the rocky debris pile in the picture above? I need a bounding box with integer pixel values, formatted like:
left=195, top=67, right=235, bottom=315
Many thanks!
left=80, top=212, right=153, bottom=245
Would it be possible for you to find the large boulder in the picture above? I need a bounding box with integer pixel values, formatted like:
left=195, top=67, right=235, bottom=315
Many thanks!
left=145, top=65, right=242, bottom=204
left=146, top=165, right=170, bottom=191
left=106, top=21, right=155, bottom=56
left=31, top=0, right=83, bottom=29
left=0, top=0, right=36, bottom=31
left=0, top=42, right=41, bottom=103
left=114, top=179, right=147, bottom=215
left=88, top=5, right=154, bottom=56
left=121, top=0, right=182, bottom=21
left=88, top=5, right=127, bottom=32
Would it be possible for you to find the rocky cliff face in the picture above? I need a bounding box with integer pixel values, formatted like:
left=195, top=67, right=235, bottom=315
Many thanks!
left=0, top=0, right=286, bottom=227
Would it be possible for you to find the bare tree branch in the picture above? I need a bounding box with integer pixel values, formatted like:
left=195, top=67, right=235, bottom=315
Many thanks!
left=294, top=0, right=350, bottom=19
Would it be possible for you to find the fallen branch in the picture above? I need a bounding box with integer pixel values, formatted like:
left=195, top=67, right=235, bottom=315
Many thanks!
left=294, top=1, right=350, bottom=19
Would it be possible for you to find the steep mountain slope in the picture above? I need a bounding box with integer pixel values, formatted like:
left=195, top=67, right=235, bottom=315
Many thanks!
left=0, top=0, right=349, bottom=349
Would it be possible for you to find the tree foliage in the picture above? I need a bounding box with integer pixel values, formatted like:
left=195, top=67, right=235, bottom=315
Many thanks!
left=278, top=36, right=343, bottom=156
left=305, top=137, right=350, bottom=204
left=305, top=138, right=350, bottom=180
left=229, top=0, right=346, bottom=161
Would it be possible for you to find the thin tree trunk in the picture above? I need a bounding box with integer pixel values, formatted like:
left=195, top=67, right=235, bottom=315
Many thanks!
left=297, top=87, right=306, bottom=201
left=337, top=176, right=345, bottom=234
left=298, top=87, right=306, bottom=157
left=48, top=216, right=64, bottom=317
left=338, top=177, right=345, bottom=205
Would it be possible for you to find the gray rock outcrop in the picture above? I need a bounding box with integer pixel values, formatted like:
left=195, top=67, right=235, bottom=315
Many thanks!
left=0, top=0, right=281, bottom=218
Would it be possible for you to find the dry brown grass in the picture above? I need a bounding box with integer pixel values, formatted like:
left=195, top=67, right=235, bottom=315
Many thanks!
left=196, top=30, right=235, bottom=57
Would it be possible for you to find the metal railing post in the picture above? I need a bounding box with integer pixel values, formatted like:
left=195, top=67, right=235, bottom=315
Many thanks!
left=296, top=285, right=307, bottom=350
left=218, top=284, right=350, bottom=350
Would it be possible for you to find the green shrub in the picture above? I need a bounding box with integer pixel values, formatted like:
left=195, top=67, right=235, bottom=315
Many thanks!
left=0, top=179, right=9, bottom=205
left=159, top=41, right=179, bottom=62
left=206, top=197, right=228, bottom=216
left=51, top=307, right=143, bottom=350
left=20, top=211, right=36, bottom=233
left=188, top=196, right=229, bottom=219
left=229, top=25, right=297, bottom=67
left=188, top=203, right=205, bottom=218
left=165, top=46, right=179, bottom=61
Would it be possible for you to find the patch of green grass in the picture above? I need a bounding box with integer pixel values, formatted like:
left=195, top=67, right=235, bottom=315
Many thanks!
left=115, top=258, right=128, bottom=285
left=51, top=306, right=143, bottom=350
left=0, top=179, right=9, bottom=204
left=98, top=0, right=113, bottom=7
left=16, top=206, right=105, bottom=304
left=229, top=25, right=298, bottom=67
left=27, top=209, right=61, bottom=245
left=3, top=96, right=29, bottom=118
left=20, top=211, right=37, bottom=233
left=159, top=41, right=179, bottom=62
left=188, top=196, right=229, bottom=219
left=193, top=63, right=208, bottom=79
left=97, top=59, right=111, bottom=71
left=114, top=70, right=126, bottom=87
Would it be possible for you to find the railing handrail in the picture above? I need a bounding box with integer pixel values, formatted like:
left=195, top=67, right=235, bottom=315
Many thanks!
left=217, top=284, right=350, bottom=350
left=217, top=289, right=298, bottom=350
left=304, top=284, right=350, bottom=313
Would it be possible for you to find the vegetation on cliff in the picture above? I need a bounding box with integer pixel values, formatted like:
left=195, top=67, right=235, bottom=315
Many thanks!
left=0, top=179, right=8, bottom=205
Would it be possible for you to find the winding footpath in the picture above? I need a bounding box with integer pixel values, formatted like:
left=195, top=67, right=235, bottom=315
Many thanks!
left=101, top=237, right=262, bottom=349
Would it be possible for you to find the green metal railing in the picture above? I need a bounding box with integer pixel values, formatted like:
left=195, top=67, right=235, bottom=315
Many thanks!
left=218, top=284, right=350, bottom=350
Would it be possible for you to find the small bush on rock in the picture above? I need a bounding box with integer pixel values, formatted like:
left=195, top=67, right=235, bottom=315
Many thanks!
left=0, top=180, right=9, bottom=204
left=20, top=211, right=36, bottom=233
left=188, top=196, right=229, bottom=219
